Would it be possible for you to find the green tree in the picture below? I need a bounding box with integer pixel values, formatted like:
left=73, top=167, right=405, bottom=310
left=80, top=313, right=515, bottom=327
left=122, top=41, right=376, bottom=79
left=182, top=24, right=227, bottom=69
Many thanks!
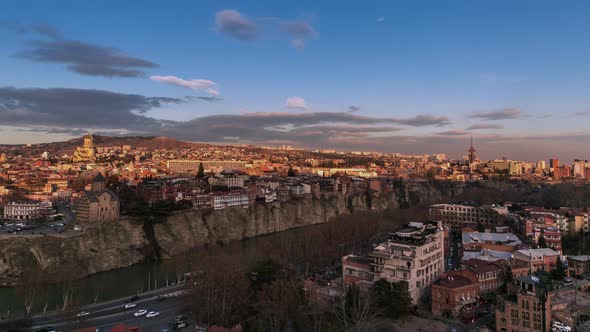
left=537, top=235, right=548, bottom=248
left=370, top=279, right=412, bottom=319
left=551, top=257, right=566, bottom=281
left=196, top=162, right=205, bottom=178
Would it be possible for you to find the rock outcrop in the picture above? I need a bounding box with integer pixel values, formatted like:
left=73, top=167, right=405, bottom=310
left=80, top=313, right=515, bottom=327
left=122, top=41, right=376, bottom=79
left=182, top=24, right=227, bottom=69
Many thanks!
left=0, top=181, right=465, bottom=286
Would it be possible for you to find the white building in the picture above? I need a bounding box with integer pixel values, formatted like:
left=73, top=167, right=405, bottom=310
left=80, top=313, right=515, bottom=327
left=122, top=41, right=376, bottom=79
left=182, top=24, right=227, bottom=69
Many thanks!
left=212, top=192, right=249, bottom=210
left=367, top=221, right=445, bottom=304
left=3, top=201, right=53, bottom=220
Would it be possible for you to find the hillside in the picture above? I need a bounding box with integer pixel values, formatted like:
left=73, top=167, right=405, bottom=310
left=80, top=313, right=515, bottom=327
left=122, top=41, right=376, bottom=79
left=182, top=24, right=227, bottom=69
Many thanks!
left=0, top=135, right=201, bottom=157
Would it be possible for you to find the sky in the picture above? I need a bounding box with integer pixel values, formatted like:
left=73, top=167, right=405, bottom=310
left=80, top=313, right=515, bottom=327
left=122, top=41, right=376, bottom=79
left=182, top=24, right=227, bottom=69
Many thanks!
left=1, top=0, right=590, bottom=161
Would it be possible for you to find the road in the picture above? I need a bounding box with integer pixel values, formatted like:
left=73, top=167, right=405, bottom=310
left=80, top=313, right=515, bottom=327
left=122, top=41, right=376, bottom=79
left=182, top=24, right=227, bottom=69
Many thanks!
left=447, top=230, right=462, bottom=271
left=28, top=284, right=192, bottom=332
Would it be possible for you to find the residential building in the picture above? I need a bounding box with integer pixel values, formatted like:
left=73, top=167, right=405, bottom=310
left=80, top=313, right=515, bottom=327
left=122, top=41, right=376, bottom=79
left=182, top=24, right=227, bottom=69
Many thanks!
left=429, top=203, right=508, bottom=229
left=2, top=201, right=53, bottom=220
left=567, top=255, right=590, bottom=278
left=431, top=271, right=479, bottom=319
left=212, top=191, right=249, bottom=210
left=367, top=221, right=444, bottom=304
left=513, top=248, right=559, bottom=273
left=495, top=275, right=552, bottom=332
left=167, top=160, right=247, bottom=173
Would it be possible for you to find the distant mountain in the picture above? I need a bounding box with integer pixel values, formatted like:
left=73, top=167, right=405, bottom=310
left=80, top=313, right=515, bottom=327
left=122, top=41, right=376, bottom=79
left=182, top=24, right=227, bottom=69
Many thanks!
left=0, top=135, right=202, bottom=157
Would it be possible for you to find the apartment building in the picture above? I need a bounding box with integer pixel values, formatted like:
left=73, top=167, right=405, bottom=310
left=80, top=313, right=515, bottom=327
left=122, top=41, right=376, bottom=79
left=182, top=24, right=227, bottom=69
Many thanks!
left=567, top=255, right=590, bottom=278
left=167, top=160, right=247, bottom=173
left=366, top=221, right=445, bottom=304
left=212, top=191, right=249, bottom=210
left=513, top=248, right=559, bottom=273
left=496, top=275, right=552, bottom=332
left=431, top=272, right=479, bottom=319
left=2, top=201, right=53, bottom=220
left=429, top=203, right=508, bottom=229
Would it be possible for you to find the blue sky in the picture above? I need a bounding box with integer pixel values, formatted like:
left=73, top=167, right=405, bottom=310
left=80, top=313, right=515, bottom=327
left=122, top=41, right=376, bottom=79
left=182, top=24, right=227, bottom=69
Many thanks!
left=1, top=0, right=590, bottom=160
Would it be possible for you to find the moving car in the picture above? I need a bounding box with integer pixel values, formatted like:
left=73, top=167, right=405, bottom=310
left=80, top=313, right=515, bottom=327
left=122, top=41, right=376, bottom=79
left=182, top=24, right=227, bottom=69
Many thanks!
left=124, top=303, right=137, bottom=309
left=563, top=277, right=573, bottom=285
left=77, top=311, right=90, bottom=317
left=134, top=309, right=148, bottom=317
left=146, top=311, right=160, bottom=318
left=552, top=321, right=571, bottom=332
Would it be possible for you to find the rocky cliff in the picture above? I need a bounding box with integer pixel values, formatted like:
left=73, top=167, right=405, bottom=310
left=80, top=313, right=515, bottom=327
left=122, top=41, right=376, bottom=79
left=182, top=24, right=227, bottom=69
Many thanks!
left=0, top=181, right=465, bottom=286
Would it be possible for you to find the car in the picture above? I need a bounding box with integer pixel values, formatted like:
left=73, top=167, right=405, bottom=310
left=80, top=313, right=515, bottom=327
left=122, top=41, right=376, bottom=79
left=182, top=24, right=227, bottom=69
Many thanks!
left=77, top=311, right=90, bottom=317
left=36, top=327, right=56, bottom=332
left=146, top=311, right=160, bottom=318
left=563, top=277, right=573, bottom=285
left=134, top=309, right=148, bottom=317
left=124, top=303, right=137, bottom=309
left=161, top=330, right=170, bottom=332
left=155, top=295, right=167, bottom=302
left=173, top=321, right=187, bottom=329
left=552, top=321, right=571, bottom=331
left=127, top=295, right=140, bottom=302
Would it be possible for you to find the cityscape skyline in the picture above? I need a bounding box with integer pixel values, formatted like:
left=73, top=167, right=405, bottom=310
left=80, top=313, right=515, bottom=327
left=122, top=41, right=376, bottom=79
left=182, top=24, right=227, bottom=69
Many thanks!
left=2, top=1, right=590, bottom=161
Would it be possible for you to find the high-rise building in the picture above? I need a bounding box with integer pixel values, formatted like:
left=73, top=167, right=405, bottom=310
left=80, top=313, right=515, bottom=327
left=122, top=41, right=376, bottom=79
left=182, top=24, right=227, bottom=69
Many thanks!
left=468, top=137, right=476, bottom=164
left=536, top=160, right=546, bottom=170
left=549, top=158, right=559, bottom=169
left=572, top=160, right=587, bottom=178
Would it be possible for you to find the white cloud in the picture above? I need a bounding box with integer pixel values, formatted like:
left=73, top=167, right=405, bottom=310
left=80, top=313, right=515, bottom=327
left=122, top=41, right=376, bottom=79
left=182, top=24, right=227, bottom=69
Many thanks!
left=285, top=96, right=308, bottom=111
left=291, top=39, right=305, bottom=50
left=150, top=75, right=218, bottom=95
left=377, top=17, right=385, bottom=23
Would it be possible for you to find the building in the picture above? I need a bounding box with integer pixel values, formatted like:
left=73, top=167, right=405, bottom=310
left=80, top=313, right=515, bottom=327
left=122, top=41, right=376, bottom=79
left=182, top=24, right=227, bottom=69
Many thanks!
left=549, top=158, right=560, bottom=170
left=553, top=166, right=571, bottom=180
left=462, top=231, right=522, bottom=251
left=75, top=173, right=120, bottom=222
left=572, top=160, right=587, bottom=179
left=468, top=137, right=476, bottom=164
left=567, top=255, right=590, bottom=278
left=212, top=191, right=249, bottom=210
left=72, top=134, right=96, bottom=162
left=429, top=203, right=508, bottom=229
left=167, top=160, right=247, bottom=174
left=531, top=226, right=562, bottom=254
left=365, top=221, right=445, bottom=304
left=431, top=271, right=479, bottom=319
left=2, top=201, right=53, bottom=220
left=342, top=254, right=374, bottom=285
left=495, top=275, right=552, bottom=332
left=461, top=259, right=504, bottom=294
left=513, top=248, right=559, bottom=273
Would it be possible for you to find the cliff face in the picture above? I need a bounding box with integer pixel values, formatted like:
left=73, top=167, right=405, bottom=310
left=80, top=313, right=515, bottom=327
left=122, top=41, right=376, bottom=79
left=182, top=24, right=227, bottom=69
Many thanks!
left=0, top=219, right=149, bottom=286
left=0, top=181, right=464, bottom=286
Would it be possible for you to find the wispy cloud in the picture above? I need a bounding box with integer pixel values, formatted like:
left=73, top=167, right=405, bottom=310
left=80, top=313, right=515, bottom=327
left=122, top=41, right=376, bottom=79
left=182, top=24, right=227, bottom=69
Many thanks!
left=436, top=130, right=469, bottom=136
left=575, top=111, right=590, bottom=116
left=467, top=108, right=522, bottom=121
left=377, top=17, right=385, bottom=23
left=215, top=9, right=258, bottom=41
left=214, top=9, right=317, bottom=49
left=285, top=96, right=309, bottom=111
left=19, top=39, right=157, bottom=77
left=150, top=75, right=218, bottom=95
left=466, top=123, right=504, bottom=130
left=348, top=106, right=360, bottom=113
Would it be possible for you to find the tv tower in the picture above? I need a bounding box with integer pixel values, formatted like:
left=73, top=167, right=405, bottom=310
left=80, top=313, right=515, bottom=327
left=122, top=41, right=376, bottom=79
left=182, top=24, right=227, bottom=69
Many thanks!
left=468, top=136, right=476, bottom=164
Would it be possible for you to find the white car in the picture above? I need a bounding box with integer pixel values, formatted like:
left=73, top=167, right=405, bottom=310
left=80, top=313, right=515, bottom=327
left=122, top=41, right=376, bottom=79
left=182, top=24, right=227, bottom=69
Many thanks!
left=146, top=311, right=160, bottom=318
left=77, top=311, right=90, bottom=317
left=552, top=322, right=571, bottom=332
left=134, top=309, right=148, bottom=317
left=124, top=303, right=137, bottom=309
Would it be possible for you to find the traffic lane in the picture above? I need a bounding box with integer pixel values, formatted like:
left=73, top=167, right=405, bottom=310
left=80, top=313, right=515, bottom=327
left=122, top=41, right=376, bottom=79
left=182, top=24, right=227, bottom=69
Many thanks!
left=79, top=298, right=188, bottom=332
left=34, top=296, right=185, bottom=331
left=32, top=286, right=186, bottom=328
